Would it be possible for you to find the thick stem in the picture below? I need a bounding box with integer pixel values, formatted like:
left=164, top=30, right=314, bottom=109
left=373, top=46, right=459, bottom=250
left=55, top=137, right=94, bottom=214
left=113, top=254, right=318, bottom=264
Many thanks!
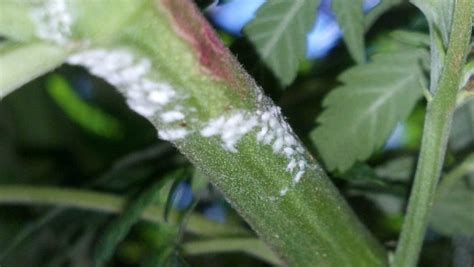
left=393, top=1, right=473, bottom=266
left=2, top=0, right=387, bottom=265
left=0, top=185, right=249, bottom=237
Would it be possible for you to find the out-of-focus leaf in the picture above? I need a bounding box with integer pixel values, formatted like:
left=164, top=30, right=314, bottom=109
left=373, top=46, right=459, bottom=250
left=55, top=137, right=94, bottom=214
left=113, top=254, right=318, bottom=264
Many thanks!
left=410, top=0, right=454, bottom=92
left=0, top=1, right=36, bottom=42
left=375, top=156, right=416, bottom=182
left=0, top=208, right=62, bottom=261
left=389, top=31, right=431, bottom=48
left=332, top=0, right=365, bottom=64
left=94, top=172, right=181, bottom=267
left=431, top=155, right=474, bottom=236
left=410, top=0, right=454, bottom=45
left=365, top=0, right=404, bottom=29
left=190, top=170, right=209, bottom=195
left=142, top=248, right=189, bottom=267
left=244, top=0, right=321, bottom=86
left=164, top=171, right=190, bottom=222
left=450, top=99, right=474, bottom=151
left=311, top=49, right=426, bottom=172
left=46, top=74, right=123, bottom=139
left=0, top=42, right=66, bottom=99
left=461, top=59, right=474, bottom=90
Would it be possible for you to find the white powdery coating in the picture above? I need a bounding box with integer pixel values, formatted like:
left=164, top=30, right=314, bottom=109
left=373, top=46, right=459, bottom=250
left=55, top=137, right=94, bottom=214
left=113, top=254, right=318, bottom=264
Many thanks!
left=67, top=49, right=176, bottom=119
left=255, top=106, right=308, bottom=193
left=200, top=106, right=309, bottom=194
left=161, top=110, right=185, bottom=123
left=158, top=128, right=188, bottom=141
left=201, top=112, right=259, bottom=152
left=31, top=0, right=72, bottom=44
left=68, top=49, right=189, bottom=142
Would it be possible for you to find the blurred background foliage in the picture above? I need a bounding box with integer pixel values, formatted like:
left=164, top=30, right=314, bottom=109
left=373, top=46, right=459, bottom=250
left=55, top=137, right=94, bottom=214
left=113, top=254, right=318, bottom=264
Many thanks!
left=0, top=0, right=473, bottom=266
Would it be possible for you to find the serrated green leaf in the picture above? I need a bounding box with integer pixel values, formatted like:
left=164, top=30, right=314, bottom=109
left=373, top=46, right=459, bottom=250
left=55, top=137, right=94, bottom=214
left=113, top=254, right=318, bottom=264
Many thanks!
left=332, top=0, right=365, bottom=64
left=244, top=0, right=321, bottom=86
left=431, top=155, right=474, bottom=236
left=311, top=49, right=426, bottom=172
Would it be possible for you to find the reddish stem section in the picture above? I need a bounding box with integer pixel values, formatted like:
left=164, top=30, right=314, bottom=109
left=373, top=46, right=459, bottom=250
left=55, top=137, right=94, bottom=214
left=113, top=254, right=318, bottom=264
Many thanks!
left=159, top=0, right=251, bottom=96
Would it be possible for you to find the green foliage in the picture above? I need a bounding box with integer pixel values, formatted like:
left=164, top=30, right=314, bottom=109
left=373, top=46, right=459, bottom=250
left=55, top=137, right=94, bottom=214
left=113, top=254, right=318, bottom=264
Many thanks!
left=450, top=99, right=474, bottom=151
left=0, top=1, right=36, bottom=42
left=0, top=42, right=67, bottom=98
left=1, top=0, right=474, bottom=266
left=311, top=49, right=426, bottom=172
left=364, top=0, right=404, bottom=29
left=410, top=0, right=454, bottom=45
left=94, top=170, right=187, bottom=266
left=431, top=155, right=474, bottom=236
left=331, top=0, right=365, bottom=64
left=0, top=208, right=63, bottom=261
left=244, top=0, right=321, bottom=86
left=47, top=75, right=123, bottom=139
left=410, top=0, right=454, bottom=92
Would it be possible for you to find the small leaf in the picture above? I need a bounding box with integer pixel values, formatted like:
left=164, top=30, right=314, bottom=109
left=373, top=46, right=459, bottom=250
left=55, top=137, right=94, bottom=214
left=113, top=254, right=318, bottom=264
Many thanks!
left=332, top=0, right=366, bottom=64
left=164, top=171, right=189, bottom=222
left=461, top=59, right=474, bottom=89
left=244, top=0, right=321, bottom=86
left=431, top=155, right=474, bottom=236
left=410, top=0, right=454, bottom=91
left=450, top=99, right=474, bottom=151
left=375, top=156, right=416, bottom=182
left=311, top=49, right=426, bottom=172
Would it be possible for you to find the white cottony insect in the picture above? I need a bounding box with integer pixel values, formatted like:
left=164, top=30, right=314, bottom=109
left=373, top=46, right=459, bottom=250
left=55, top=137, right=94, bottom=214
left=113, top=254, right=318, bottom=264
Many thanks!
left=200, top=104, right=310, bottom=196
left=158, top=128, right=188, bottom=141
left=31, top=0, right=73, bottom=45
left=68, top=49, right=190, bottom=142
left=161, top=111, right=185, bottom=123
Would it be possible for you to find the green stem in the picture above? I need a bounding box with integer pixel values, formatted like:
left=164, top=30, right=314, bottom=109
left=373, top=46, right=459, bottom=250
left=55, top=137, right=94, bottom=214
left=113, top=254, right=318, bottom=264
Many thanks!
left=0, top=185, right=249, bottom=237
left=393, top=1, right=473, bottom=266
left=182, top=238, right=281, bottom=265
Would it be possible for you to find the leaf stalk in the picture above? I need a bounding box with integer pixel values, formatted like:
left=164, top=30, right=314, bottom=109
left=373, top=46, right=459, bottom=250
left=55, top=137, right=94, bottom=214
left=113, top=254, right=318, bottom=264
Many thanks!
left=393, top=1, right=473, bottom=266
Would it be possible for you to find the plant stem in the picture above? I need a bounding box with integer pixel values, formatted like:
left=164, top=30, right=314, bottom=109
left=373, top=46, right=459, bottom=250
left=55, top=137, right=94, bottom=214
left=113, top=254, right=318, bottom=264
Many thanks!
left=0, top=185, right=250, bottom=237
left=393, top=1, right=473, bottom=266
left=182, top=238, right=281, bottom=265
